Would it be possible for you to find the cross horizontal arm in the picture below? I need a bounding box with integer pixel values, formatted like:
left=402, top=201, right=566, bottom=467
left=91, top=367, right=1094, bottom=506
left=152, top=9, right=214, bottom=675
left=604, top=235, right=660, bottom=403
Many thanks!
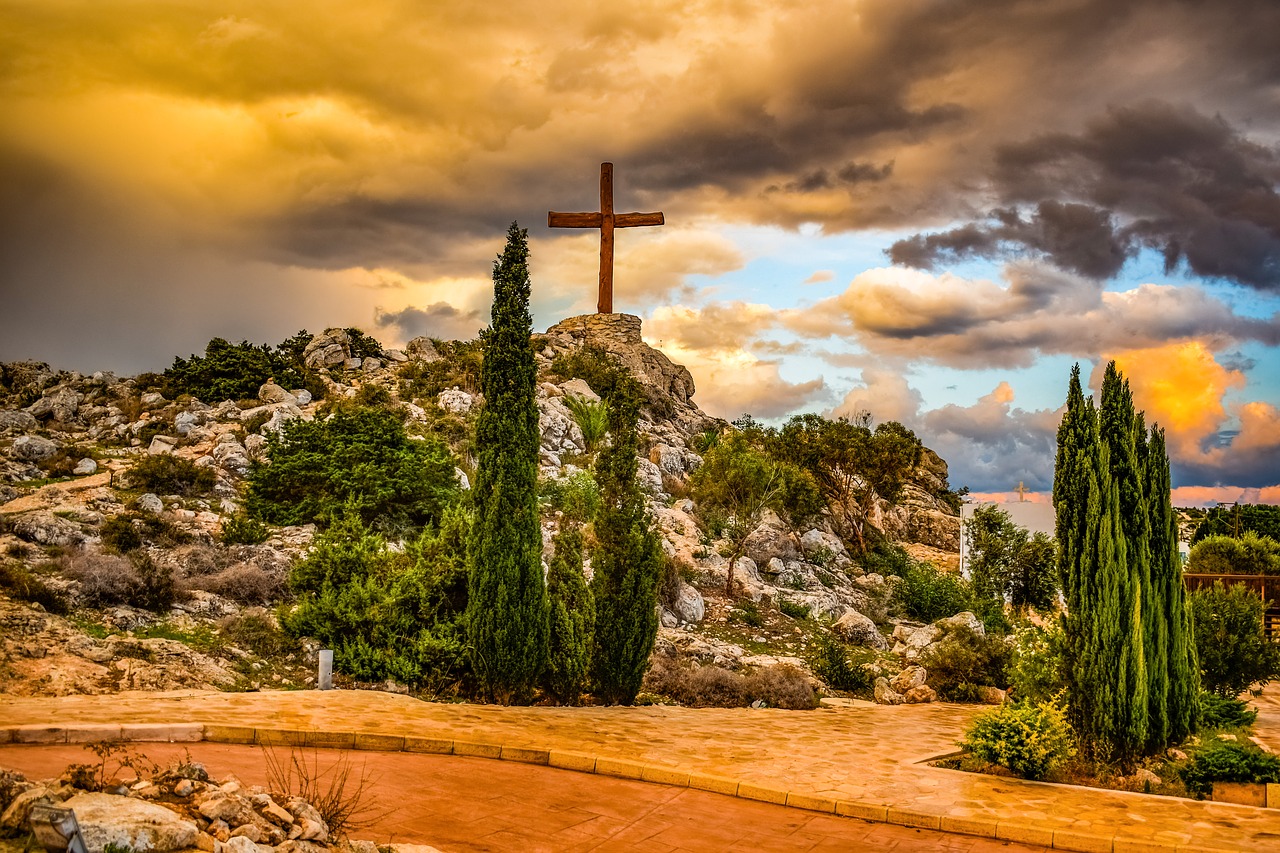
left=548, top=211, right=604, bottom=228
left=614, top=212, right=665, bottom=228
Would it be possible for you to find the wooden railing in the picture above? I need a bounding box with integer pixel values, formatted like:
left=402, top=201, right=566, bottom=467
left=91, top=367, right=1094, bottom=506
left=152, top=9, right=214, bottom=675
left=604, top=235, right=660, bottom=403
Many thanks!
left=1184, top=573, right=1280, bottom=637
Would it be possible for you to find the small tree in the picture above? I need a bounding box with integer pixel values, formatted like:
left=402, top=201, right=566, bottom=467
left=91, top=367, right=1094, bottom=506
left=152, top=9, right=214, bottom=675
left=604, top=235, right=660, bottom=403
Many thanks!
left=543, top=524, right=594, bottom=705
left=466, top=223, right=548, bottom=705
left=690, top=432, right=811, bottom=596
left=1191, top=581, right=1280, bottom=698
left=590, top=369, right=663, bottom=706
left=965, top=505, right=1058, bottom=612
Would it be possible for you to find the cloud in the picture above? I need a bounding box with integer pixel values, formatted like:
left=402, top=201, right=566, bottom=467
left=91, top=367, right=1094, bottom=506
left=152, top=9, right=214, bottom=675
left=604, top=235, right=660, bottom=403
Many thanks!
left=781, top=263, right=1280, bottom=369
left=803, top=270, right=835, bottom=285
left=1170, top=486, right=1280, bottom=508
left=373, top=302, right=485, bottom=345
left=832, top=368, right=924, bottom=425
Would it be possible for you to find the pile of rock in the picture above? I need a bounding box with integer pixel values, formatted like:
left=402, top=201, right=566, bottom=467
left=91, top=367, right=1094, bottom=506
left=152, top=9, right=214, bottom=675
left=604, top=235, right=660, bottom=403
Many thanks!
left=0, top=757, right=403, bottom=853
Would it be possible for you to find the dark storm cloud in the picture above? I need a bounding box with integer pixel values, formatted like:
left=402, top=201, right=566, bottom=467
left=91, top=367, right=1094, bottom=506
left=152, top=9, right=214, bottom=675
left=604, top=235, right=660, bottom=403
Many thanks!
left=373, top=303, right=484, bottom=343
left=893, top=102, right=1280, bottom=289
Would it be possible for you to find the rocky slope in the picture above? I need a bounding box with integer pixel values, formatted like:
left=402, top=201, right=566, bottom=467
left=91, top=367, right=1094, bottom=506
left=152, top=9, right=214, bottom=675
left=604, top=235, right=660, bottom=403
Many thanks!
left=0, top=314, right=969, bottom=704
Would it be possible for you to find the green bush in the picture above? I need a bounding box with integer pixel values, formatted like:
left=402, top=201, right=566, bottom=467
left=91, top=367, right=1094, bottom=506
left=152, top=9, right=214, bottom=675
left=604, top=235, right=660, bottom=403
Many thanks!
left=856, top=536, right=915, bottom=577
left=1007, top=622, right=1068, bottom=704
left=563, top=395, right=609, bottom=454
left=961, top=694, right=1076, bottom=780
left=218, top=610, right=296, bottom=658
left=128, top=455, right=215, bottom=497
left=219, top=514, right=270, bottom=545
left=538, top=470, right=601, bottom=524
left=919, top=625, right=1011, bottom=701
left=809, top=635, right=873, bottom=693
left=246, top=406, right=459, bottom=532
left=1187, top=532, right=1280, bottom=575
left=731, top=600, right=764, bottom=628
left=778, top=598, right=810, bottom=620
left=397, top=339, right=483, bottom=399
left=0, top=561, right=69, bottom=614
left=1181, top=740, right=1280, bottom=798
left=1190, top=580, right=1280, bottom=697
left=163, top=333, right=325, bottom=404
left=897, top=561, right=973, bottom=622
left=133, top=552, right=177, bottom=612
left=100, top=515, right=143, bottom=554
left=1199, top=694, right=1258, bottom=729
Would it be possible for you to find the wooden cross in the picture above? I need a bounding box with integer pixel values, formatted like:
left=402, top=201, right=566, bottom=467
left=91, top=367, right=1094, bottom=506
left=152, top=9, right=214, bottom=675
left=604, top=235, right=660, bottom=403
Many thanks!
left=1015, top=481, right=1027, bottom=502
left=548, top=162, right=664, bottom=314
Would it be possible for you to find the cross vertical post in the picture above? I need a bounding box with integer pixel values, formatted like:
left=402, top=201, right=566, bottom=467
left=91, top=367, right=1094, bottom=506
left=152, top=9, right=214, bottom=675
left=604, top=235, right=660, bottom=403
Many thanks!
left=549, top=163, right=664, bottom=314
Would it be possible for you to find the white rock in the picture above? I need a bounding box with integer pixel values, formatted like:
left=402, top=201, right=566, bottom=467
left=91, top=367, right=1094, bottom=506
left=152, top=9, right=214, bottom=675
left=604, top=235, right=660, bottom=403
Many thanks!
left=891, top=665, right=928, bottom=693
left=137, top=493, right=165, bottom=514
left=148, top=435, right=178, bottom=455
left=873, top=677, right=905, bottom=705
left=257, top=383, right=297, bottom=406
left=293, top=389, right=313, bottom=406
left=72, top=457, right=99, bottom=475
left=0, top=410, right=38, bottom=435
left=437, top=387, right=474, bottom=415
left=61, top=792, right=198, bottom=852
left=832, top=609, right=888, bottom=650
left=558, top=378, right=599, bottom=401
left=672, top=582, right=705, bottom=624
left=12, top=434, right=59, bottom=462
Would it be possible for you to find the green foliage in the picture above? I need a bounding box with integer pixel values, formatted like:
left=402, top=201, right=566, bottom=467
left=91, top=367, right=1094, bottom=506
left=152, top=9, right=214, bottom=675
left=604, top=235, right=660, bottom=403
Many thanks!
left=897, top=561, right=973, bottom=622
left=919, top=625, right=1012, bottom=701
left=1187, top=532, right=1280, bottom=575
left=563, top=394, right=609, bottom=454
left=1007, top=622, right=1068, bottom=704
left=283, top=511, right=471, bottom=691
left=589, top=363, right=663, bottom=706
left=1190, top=580, right=1280, bottom=698
left=855, top=536, right=915, bottom=577
left=246, top=405, right=458, bottom=532
left=398, top=339, right=484, bottom=399
left=1198, top=694, right=1258, bottom=730
left=100, top=515, right=144, bottom=553
left=0, top=560, right=69, bottom=614
left=466, top=223, right=548, bottom=705
left=809, top=635, right=874, bottom=693
left=219, top=514, right=270, bottom=545
left=690, top=431, right=818, bottom=595
left=1180, top=740, right=1280, bottom=798
left=730, top=600, right=764, bottom=628
left=543, top=524, right=594, bottom=705
left=771, top=413, right=922, bottom=551
left=162, top=334, right=323, bottom=403
left=538, top=470, right=601, bottom=524
left=344, top=327, right=386, bottom=361
left=965, top=505, right=1058, bottom=611
left=961, top=694, right=1076, bottom=781
left=128, top=454, right=215, bottom=497
left=133, top=552, right=176, bottom=612
left=778, top=598, right=810, bottom=620
left=1192, top=504, right=1280, bottom=544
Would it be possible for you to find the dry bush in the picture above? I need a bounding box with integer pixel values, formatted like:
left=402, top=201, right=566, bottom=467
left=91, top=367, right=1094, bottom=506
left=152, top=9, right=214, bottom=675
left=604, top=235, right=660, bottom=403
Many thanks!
left=58, top=548, right=139, bottom=606
left=744, top=664, right=818, bottom=710
left=170, top=544, right=233, bottom=577
left=263, top=745, right=381, bottom=838
left=188, top=561, right=286, bottom=604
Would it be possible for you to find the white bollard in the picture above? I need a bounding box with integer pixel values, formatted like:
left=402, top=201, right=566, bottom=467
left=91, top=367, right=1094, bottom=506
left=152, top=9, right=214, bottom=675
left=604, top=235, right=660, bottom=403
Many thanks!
left=318, top=649, right=333, bottom=690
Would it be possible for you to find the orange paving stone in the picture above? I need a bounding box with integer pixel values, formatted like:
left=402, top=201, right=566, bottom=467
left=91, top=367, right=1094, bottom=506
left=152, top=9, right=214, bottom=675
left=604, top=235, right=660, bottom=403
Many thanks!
left=0, top=742, right=1051, bottom=852
left=2, top=689, right=1279, bottom=850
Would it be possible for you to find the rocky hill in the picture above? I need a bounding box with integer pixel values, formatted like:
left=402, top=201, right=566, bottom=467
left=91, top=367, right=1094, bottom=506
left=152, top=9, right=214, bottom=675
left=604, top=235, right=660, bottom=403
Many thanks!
left=0, top=314, right=979, bottom=707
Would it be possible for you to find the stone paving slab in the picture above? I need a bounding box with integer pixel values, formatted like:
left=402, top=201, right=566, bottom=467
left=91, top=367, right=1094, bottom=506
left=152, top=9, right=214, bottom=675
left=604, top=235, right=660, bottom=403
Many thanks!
left=1, top=690, right=1276, bottom=851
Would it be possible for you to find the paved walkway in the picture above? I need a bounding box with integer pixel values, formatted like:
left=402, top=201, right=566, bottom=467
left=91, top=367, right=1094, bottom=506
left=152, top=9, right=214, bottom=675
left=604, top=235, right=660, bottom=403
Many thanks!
left=0, top=742, right=1049, bottom=852
left=2, top=690, right=1278, bottom=851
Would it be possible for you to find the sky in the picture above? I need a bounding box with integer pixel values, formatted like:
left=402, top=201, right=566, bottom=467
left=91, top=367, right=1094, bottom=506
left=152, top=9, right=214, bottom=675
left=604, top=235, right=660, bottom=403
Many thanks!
left=1, top=0, right=1278, bottom=506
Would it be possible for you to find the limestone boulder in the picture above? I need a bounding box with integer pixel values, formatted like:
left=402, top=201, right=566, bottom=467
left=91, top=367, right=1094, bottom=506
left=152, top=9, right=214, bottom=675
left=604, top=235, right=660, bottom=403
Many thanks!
left=936, top=611, right=984, bottom=636
left=437, top=387, right=474, bottom=415
left=671, top=581, right=706, bottom=624
left=743, top=513, right=800, bottom=565
left=257, top=383, right=297, bottom=406
left=831, top=609, right=888, bottom=650
left=873, top=677, right=905, bottom=705
left=302, top=329, right=351, bottom=369
left=11, top=434, right=59, bottom=462
left=558, top=378, right=599, bottom=401
left=537, top=397, right=585, bottom=454
left=62, top=792, right=198, bottom=853
left=799, top=528, right=850, bottom=565
left=136, top=493, right=164, bottom=514
left=890, top=665, right=928, bottom=693
left=903, top=685, right=937, bottom=704
left=73, top=458, right=98, bottom=475
left=0, top=410, right=38, bottom=435
left=404, top=336, right=441, bottom=362
left=0, top=786, right=56, bottom=832
left=9, top=511, right=87, bottom=547
left=148, top=435, right=178, bottom=456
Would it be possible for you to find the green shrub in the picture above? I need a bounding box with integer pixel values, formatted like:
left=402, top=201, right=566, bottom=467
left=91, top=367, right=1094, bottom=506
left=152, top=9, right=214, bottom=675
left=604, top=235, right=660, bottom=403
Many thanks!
left=163, top=334, right=323, bottom=404
left=218, top=609, right=296, bottom=658
left=961, top=694, right=1076, bottom=780
left=128, top=455, right=215, bottom=497
left=100, top=515, right=143, bottom=554
left=246, top=406, right=459, bottom=532
left=809, top=635, right=873, bottom=693
left=397, top=339, right=483, bottom=399
left=0, top=561, right=69, bottom=614
left=856, top=536, right=915, bottom=577
left=242, top=410, right=272, bottom=435
left=1187, top=532, right=1280, bottom=575
left=1190, top=580, right=1280, bottom=697
left=133, top=552, right=177, bottom=612
left=563, top=395, right=609, bottom=454
left=778, top=598, right=810, bottom=620
left=1181, top=740, right=1280, bottom=798
left=219, top=514, right=269, bottom=546
left=1199, top=694, right=1258, bottom=729
left=1007, top=622, right=1068, bottom=704
left=919, top=625, right=1012, bottom=701
left=731, top=600, right=764, bottom=628
left=538, top=470, right=601, bottom=524
left=897, top=561, right=973, bottom=622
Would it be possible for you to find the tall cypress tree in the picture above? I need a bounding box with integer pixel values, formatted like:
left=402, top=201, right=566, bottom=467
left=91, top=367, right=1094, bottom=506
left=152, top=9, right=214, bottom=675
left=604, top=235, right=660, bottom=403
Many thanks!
left=1056, top=364, right=1147, bottom=761
left=1098, top=364, right=1152, bottom=755
left=590, top=370, right=663, bottom=705
left=466, top=223, right=547, bottom=705
left=1150, top=427, right=1201, bottom=739
left=544, top=523, right=594, bottom=705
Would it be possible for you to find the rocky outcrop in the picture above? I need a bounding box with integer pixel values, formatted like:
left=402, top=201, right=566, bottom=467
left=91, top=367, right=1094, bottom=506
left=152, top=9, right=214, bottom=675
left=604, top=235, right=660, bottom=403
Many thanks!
left=63, top=792, right=199, bottom=853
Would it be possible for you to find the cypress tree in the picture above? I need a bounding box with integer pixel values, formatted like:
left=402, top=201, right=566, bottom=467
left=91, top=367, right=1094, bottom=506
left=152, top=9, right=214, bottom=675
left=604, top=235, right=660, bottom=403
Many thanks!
left=1150, top=427, right=1201, bottom=739
left=590, top=370, right=663, bottom=705
left=543, top=523, right=594, bottom=705
left=466, top=223, right=547, bottom=705
left=1098, top=364, right=1151, bottom=755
